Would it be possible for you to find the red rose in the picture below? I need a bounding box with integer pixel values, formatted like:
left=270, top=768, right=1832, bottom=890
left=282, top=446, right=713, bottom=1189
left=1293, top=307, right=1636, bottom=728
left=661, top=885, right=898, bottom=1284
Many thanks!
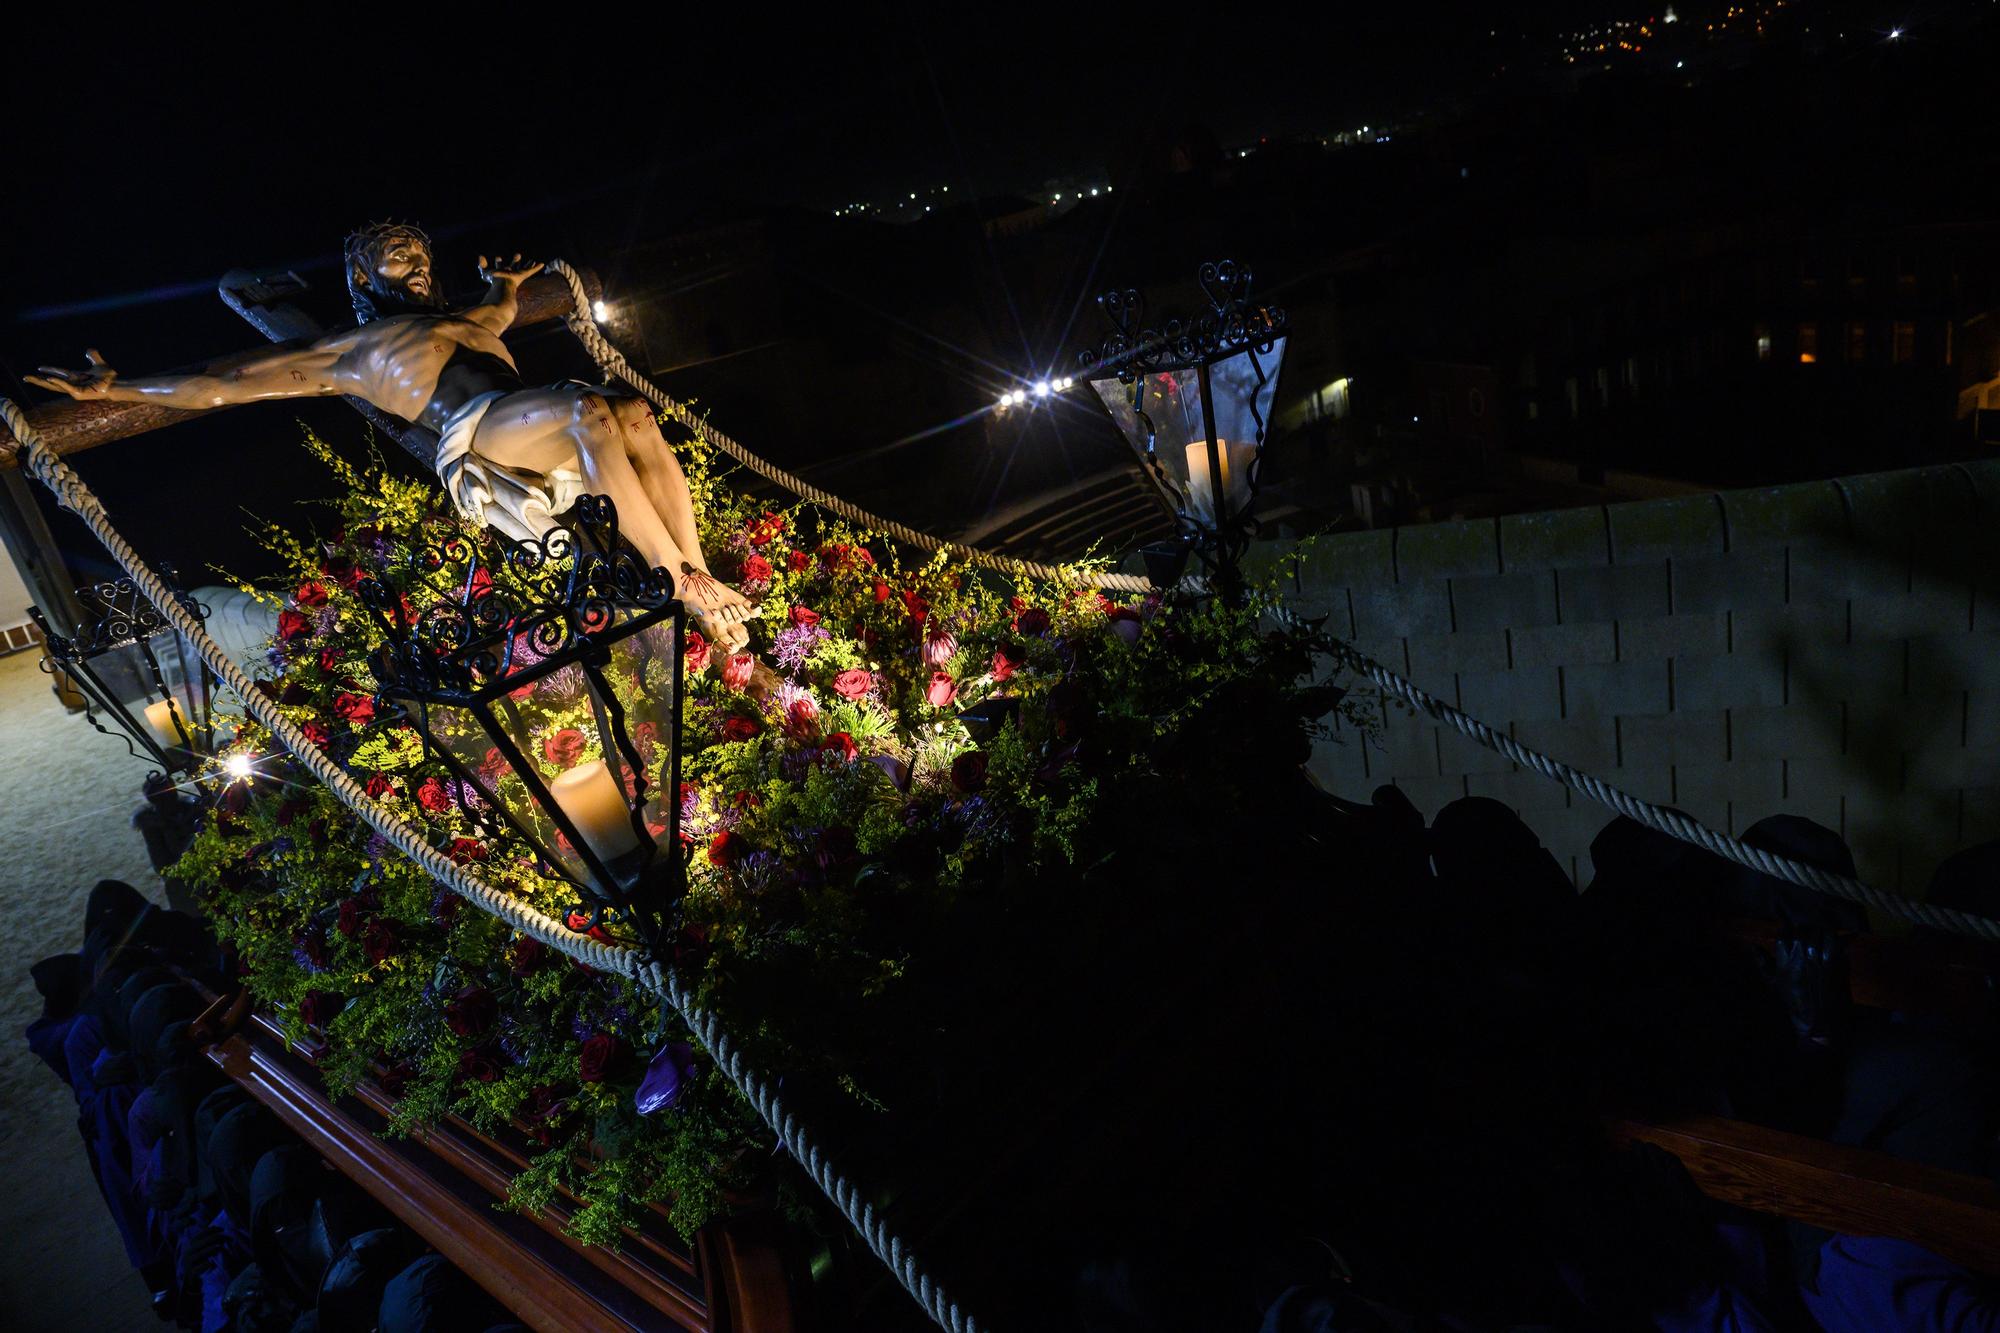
left=742, top=554, right=774, bottom=585
left=991, top=642, right=1025, bottom=682
left=749, top=511, right=785, bottom=546
left=731, top=790, right=763, bottom=810
left=299, top=990, right=339, bottom=1030
left=683, top=629, right=710, bottom=674
left=820, top=731, right=858, bottom=764
left=363, top=773, right=396, bottom=802
left=336, top=897, right=364, bottom=938
left=276, top=610, right=310, bottom=641
left=901, top=589, right=929, bottom=624
left=565, top=909, right=615, bottom=945
left=417, top=777, right=452, bottom=814
left=788, top=549, right=812, bottom=572
left=321, top=554, right=360, bottom=591
left=301, top=720, right=331, bottom=747
left=361, top=919, right=398, bottom=965
left=277, top=680, right=308, bottom=705
left=578, top=1032, right=629, bottom=1084
left=431, top=892, right=462, bottom=928
left=318, top=647, right=342, bottom=673
left=873, top=581, right=892, bottom=604
left=951, top=750, right=989, bottom=793
left=332, top=691, right=376, bottom=725
left=832, top=668, right=874, bottom=700
left=925, top=671, right=957, bottom=708
left=274, top=797, right=308, bottom=826
left=376, top=1060, right=416, bottom=1097
left=633, top=720, right=660, bottom=765
left=788, top=605, right=821, bottom=628
left=443, top=984, right=497, bottom=1039
left=456, top=1048, right=501, bottom=1083
left=447, top=838, right=486, bottom=865
left=479, top=747, right=507, bottom=781
left=294, top=581, right=329, bottom=609
left=783, top=697, right=820, bottom=743
left=719, top=714, right=762, bottom=743
left=543, top=728, right=586, bottom=770
left=511, top=936, right=548, bottom=976
left=722, top=654, right=755, bottom=690
left=1014, top=607, right=1051, bottom=636
left=708, top=830, right=747, bottom=867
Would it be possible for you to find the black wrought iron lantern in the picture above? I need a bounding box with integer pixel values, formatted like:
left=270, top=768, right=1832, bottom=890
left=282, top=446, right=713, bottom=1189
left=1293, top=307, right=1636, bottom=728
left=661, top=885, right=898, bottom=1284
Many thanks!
left=359, top=497, right=685, bottom=946
left=1077, top=260, right=1287, bottom=600
left=30, top=572, right=220, bottom=778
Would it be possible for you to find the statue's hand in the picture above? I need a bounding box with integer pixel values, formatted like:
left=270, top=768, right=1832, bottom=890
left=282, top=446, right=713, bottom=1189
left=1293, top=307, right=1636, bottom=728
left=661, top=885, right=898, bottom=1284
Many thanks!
left=477, top=253, right=544, bottom=289
left=26, top=348, right=118, bottom=400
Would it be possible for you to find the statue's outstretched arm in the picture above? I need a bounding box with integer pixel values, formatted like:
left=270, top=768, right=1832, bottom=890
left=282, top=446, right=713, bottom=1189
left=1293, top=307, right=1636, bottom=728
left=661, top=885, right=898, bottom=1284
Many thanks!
left=28, top=337, right=351, bottom=409
left=460, top=254, right=544, bottom=336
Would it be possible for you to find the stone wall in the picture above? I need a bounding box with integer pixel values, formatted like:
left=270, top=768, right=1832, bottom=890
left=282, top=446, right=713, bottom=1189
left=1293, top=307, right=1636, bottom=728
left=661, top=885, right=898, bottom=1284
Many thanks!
left=1286, top=460, right=2000, bottom=893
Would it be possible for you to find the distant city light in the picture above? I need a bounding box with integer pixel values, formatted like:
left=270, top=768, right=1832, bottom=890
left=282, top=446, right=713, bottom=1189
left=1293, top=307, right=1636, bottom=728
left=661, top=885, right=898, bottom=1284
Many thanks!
left=592, top=299, right=611, bottom=323
left=1032, top=381, right=1051, bottom=398
left=1676, top=59, right=1685, bottom=67
left=1090, top=188, right=1099, bottom=196
left=1888, top=27, right=1903, bottom=40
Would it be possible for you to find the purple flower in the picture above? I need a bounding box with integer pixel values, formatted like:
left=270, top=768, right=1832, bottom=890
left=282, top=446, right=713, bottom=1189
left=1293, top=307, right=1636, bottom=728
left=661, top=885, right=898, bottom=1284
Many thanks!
left=636, top=1041, right=697, bottom=1115
left=540, top=663, right=586, bottom=700
left=772, top=622, right=831, bottom=675
left=735, top=851, right=785, bottom=897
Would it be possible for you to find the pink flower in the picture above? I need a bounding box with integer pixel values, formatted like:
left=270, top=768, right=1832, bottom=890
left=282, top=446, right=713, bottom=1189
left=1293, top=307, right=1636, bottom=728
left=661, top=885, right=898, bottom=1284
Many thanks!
left=683, top=629, right=710, bottom=674
left=922, top=629, right=959, bottom=666
left=543, top=728, right=586, bottom=769
left=925, top=671, right=957, bottom=708
left=783, top=697, right=820, bottom=743
left=722, top=653, right=755, bottom=690
left=832, top=668, right=874, bottom=700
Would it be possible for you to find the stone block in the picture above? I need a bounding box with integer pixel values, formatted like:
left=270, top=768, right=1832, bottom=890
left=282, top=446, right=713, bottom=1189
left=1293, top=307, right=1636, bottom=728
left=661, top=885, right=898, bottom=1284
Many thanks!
left=1791, top=639, right=1907, bottom=704
left=1779, top=758, right=1851, bottom=830
left=1608, top=491, right=1727, bottom=563
left=1373, top=709, right=1441, bottom=779
left=1849, top=585, right=1972, bottom=641
left=1296, top=528, right=1394, bottom=596
left=1676, top=653, right=1786, bottom=710
left=1305, top=735, right=1373, bottom=802
left=1499, top=506, right=1611, bottom=571
left=1618, top=613, right=1730, bottom=660
left=1452, top=571, right=1559, bottom=633
left=1465, top=767, right=1575, bottom=812
left=1907, top=632, right=2000, bottom=698
left=1675, top=549, right=1787, bottom=613
left=1733, top=602, right=1847, bottom=655
left=1351, top=579, right=1451, bottom=640
left=1730, top=703, right=1844, bottom=761
left=1680, top=760, right=1787, bottom=809
left=1395, top=518, right=1500, bottom=582
left=1791, top=543, right=1905, bottom=605
left=1512, top=717, right=1621, bottom=773
left=1558, top=561, right=1670, bottom=623
left=1510, top=621, right=1618, bottom=669
left=1405, top=631, right=1510, bottom=676
left=1964, top=787, right=2000, bottom=848
left=1606, top=764, right=1677, bottom=806
left=1564, top=660, right=1671, bottom=719
left=1460, top=667, right=1564, bottom=723
left=1967, top=690, right=2000, bottom=751
left=1723, top=478, right=1849, bottom=551
left=1619, top=709, right=1730, bottom=769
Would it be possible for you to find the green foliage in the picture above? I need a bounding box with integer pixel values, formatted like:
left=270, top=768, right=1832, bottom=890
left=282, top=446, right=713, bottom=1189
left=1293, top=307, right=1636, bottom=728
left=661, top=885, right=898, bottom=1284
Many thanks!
left=171, top=415, right=1372, bottom=1249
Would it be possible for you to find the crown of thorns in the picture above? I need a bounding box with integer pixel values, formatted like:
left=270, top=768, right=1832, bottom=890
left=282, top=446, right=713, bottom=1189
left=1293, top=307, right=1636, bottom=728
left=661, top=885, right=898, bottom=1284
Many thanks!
left=343, top=219, right=433, bottom=268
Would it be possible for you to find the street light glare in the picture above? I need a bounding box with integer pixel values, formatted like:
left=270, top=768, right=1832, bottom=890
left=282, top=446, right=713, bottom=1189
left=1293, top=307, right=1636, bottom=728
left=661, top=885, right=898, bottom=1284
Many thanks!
left=591, top=299, right=611, bottom=323
left=225, top=753, right=254, bottom=780
left=1033, top=381, right=1051, bottom=398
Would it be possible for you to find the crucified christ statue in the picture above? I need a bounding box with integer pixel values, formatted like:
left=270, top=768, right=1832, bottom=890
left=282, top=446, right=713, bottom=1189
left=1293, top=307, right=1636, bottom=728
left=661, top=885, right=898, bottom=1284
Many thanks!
left=28, top=222, right=756, bottom=651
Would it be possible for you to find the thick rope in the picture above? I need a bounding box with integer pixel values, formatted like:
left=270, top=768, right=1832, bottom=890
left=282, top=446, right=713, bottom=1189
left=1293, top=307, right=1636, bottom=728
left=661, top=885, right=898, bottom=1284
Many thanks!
left=549, top=260, right=1154, bottom=596
left=1283, top=610, right=2000, bottom=943
left=1, top=398, right=991, bottom=1333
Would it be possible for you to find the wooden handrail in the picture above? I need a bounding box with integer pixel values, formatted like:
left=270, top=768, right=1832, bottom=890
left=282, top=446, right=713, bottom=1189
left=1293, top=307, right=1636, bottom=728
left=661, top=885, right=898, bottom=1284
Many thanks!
left=0, top=269, right=596, bottom=469
left=1610, top=1113, right=2000, bottom=1273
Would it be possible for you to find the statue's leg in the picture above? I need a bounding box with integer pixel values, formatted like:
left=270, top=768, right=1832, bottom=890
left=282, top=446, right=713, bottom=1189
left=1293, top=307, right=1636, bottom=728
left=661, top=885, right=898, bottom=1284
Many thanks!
left=611, top=397, right=757, bottom=645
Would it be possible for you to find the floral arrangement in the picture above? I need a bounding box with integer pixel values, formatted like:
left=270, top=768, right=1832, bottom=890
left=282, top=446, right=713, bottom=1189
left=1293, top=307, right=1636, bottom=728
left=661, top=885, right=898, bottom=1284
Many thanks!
left=171, top=421, right=1371, bottom=1247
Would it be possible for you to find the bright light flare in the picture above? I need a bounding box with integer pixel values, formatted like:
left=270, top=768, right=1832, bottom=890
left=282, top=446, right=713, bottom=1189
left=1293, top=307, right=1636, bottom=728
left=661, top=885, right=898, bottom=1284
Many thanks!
left=224, top=753, right=255, bottom=781
left=592, top=299, right=611, bottom=322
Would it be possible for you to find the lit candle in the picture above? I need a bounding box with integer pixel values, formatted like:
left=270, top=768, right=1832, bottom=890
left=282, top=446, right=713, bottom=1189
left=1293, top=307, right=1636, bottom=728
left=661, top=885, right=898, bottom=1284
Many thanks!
left=1183, top=438, right=1257, bottom=524
left=142, top=698, right=192, bottom=752
left=548, top=759, right=642, bottom=863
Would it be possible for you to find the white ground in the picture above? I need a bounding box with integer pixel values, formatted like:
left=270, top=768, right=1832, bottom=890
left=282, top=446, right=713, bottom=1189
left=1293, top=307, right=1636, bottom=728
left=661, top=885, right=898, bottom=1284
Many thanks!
left=0, top=645, right=169, bottom=1331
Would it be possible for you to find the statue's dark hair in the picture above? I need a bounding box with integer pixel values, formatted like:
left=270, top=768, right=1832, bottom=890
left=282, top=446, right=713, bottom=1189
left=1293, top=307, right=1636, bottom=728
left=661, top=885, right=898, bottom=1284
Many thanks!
left=343, top=220, right=435, bottom=324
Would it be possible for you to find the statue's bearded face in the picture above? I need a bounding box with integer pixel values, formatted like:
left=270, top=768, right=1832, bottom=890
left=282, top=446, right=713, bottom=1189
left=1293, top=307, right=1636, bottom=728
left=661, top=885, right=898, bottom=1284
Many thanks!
left=364, top=234, right=439, bottom=307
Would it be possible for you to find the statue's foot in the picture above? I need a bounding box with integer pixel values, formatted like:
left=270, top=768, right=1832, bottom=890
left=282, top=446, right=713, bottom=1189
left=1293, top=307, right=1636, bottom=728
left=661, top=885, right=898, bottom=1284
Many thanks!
left=679, top=565, right=758, bottom=654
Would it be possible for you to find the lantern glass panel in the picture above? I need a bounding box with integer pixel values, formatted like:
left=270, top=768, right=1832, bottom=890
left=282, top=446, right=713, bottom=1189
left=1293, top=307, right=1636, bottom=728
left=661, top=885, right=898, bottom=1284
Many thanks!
left=1089, top=336, right=1286, bottom=525
left=419, top=617, right=681, bottom=895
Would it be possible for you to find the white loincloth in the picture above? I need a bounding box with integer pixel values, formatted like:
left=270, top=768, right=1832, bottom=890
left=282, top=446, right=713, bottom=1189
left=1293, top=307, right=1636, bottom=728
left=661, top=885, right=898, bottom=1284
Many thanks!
left=433, top=390, right=588, bottom=545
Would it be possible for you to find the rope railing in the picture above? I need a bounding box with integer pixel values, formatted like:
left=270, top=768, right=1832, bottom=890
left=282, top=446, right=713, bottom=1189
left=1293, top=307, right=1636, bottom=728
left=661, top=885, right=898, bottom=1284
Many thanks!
left=0, top=397, right=994, bottom=1333
left=548, top=260, right=1155, bottom=596
left=1279, top=609, right=2000, bottom=943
